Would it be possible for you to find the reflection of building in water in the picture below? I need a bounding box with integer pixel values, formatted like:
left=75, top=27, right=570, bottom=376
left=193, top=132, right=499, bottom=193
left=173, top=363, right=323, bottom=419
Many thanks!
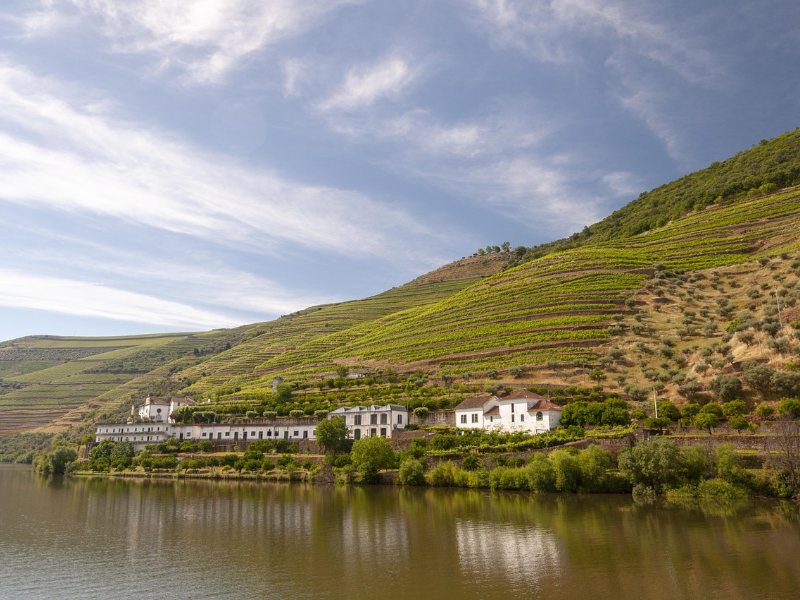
left=339, top=507, right=409, bottom=566
left=456, top=521, right=562, bottom=582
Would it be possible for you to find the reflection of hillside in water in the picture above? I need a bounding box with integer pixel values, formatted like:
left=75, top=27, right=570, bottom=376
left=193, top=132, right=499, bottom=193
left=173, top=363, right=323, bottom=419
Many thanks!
left=456, top=520, right=563, bottom=582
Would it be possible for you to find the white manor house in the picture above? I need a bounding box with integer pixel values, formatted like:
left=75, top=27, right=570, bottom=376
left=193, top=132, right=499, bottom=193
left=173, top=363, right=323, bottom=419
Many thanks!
left=95, top=397, right=408, bottom=450
left=454, top=390, right=563, bottom=434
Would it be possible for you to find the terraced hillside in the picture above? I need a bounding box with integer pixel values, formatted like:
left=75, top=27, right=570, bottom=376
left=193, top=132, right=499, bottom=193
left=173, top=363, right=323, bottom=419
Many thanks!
left=218, top=185, right=800, bottom=394
left=0, top=330, right=255, bottom=436
left=0, top=255, right=508, bottom=436
left=178, top=259, right=508, bottom=397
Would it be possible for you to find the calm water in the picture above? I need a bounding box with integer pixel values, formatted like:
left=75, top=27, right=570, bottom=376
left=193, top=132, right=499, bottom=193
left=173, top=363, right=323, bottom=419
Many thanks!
left=1, top=465, right=800, bottom=600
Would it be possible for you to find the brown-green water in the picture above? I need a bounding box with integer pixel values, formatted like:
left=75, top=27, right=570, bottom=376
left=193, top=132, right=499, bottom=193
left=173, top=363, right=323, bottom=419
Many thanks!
left=1, top=465, right=799, bottom=600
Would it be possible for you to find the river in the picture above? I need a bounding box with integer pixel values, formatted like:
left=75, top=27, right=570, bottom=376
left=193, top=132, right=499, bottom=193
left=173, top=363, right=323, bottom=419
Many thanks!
left=1, top=465, right=799, bottom=599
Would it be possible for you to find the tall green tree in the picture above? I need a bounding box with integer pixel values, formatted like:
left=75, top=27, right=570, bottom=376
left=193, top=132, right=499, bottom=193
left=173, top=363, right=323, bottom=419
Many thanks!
left=351, top=436, right=395, bottom=483
left=315, top=416, right=349, bottom=454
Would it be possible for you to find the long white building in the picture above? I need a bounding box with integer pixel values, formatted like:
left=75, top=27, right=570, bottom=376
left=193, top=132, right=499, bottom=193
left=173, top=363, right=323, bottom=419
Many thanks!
left=454, top=390, right=562, bottom=434
left=96, top=402, right=408, bottom=450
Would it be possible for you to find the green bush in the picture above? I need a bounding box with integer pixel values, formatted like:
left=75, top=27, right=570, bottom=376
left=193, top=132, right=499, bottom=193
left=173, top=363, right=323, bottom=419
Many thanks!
left=777, top=398, right=800, bottom=418
left=398, top=458, right=425, bottom=485
left=461, top=454, right=481, bottom=471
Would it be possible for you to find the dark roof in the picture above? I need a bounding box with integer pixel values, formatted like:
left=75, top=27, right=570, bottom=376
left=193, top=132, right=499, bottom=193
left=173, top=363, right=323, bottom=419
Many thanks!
left=484, top=406, right=500, bottom=416
left=454, top=395, right=497, bottom=410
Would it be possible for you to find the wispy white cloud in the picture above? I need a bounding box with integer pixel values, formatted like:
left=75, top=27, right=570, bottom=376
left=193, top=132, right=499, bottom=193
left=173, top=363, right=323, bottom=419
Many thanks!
left=318, top=56, right=421, bottom=112
left=0, top=268, right=240, bottom=329
left=13, top=0, right=362, bottom=84
left=0, top=62, right=433, bottom=264
left=418, top=155, right=604, bottom=233
left=467, top=0, right=719, bottom=82
left=465, top=0, right=722, bottom=163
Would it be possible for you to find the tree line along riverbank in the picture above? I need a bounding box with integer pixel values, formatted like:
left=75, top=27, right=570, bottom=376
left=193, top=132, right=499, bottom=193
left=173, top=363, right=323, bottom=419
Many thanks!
left=33, top=416, right=800, bottom=500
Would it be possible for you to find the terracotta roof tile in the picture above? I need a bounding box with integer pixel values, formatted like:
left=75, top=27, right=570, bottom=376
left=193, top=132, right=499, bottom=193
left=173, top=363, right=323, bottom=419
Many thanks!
left=526, top=399, right=563, bottom=412
left=454, top=395, right=497, bottom=410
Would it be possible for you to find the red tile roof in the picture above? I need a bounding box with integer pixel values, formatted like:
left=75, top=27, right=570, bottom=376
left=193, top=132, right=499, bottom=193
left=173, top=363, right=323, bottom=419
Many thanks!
left=454, top=395, right=497, bottom=410
left=526, top=399, right=563, bottom=412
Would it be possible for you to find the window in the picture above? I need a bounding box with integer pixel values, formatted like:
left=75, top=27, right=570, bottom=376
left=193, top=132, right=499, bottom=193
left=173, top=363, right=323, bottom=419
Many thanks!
left=354, top=415, right=362, bottom=426
left=471, top=414, right=479, bottom=423
left=370, top=414, right=378, bottom=425
left=536, top=412, right=543, bottom=421
left=397, top=414, right=403, bottom=424
left=520, top=414, right=524, bottom=422
left=511, top=404, right=515, bottom=413
left=369, top=428, right=376, bottom=437
left=202, top=433, right=207, bottom=437
left=251, top=431, right=256, bottom=437
left=225, top=432, right=230, bottom=437
left=380, top=428, right=386, bottom=437
left=460, top=414, right=467, bottom=424
left=380, top=413, right=387, bottom=424
left=303, top=431, right=308, bottom=439
left=218, top=433, right=222, bottom=439
left=511, top=414, right=515, bottom=422
left=294, top=431, right=299, bottom=437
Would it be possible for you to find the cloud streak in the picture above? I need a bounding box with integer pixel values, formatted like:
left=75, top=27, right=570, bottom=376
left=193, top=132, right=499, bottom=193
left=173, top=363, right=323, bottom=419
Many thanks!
left=14, top=0, right=362, bottom=84
left=0, top=62, right=433, bottom=264
left=318, top=57, right=421, bottom=112
left=0, top=268, right=241, bottom=329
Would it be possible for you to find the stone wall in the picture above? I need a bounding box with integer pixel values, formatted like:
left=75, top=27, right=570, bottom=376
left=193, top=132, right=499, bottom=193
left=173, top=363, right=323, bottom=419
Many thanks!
left=410, top=410, right=455, bottom=427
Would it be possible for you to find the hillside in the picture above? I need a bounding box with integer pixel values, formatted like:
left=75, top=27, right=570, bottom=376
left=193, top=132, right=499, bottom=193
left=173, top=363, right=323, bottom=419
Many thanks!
left=3, top=130, right=800, bottom=443
left=515, top=127, right=800, bottom=264
left=0, top=255, right=510, bottom=437
left=201, top=185, right=799, bottom=403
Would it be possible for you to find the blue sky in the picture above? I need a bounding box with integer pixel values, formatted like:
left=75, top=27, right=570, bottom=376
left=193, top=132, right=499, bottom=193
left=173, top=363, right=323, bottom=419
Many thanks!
left=0, top=0, right=798, bottom=342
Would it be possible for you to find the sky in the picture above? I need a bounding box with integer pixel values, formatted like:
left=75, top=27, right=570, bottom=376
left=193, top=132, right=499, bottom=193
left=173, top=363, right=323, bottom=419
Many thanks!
left=0, top=0, right=798, bottom=342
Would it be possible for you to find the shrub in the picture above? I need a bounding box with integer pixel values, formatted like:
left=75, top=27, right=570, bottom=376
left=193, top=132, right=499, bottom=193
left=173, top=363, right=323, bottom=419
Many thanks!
left=696, top=479, right=748, bottom=499
left=754, top=404, right=775, bottom=418
left=461, top=454, right=481, bottom=471
left=722, top=399, right=748, bottom=418
left=777, top=398, right=800, bottom=418
left=681, top=403, right=701, bottom=419
left=728, top=416, right=753, bottom=433
left=351, top=436, right=395, bottom=483
left=398, top=458, right=425, bottom=485
left=428, top=461, right=457, bottom=487
left=618, top=437, right=682, bottom=493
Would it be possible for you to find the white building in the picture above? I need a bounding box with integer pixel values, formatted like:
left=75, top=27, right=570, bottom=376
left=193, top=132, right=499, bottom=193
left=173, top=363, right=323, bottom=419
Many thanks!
left=169, top=397, right=196, bottom=418
left=454, top=395, right=499, bottom=429
left=328, top=404, right=407, bottom=440
left=136, top=396, right=171, bottom=422
left=455, top=390, right=562, bottom=434
left=97, top=401, right=408, bottom=450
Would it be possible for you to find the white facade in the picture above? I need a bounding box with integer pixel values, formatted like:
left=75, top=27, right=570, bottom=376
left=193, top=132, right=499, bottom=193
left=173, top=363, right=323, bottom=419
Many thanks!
left=95, top=420, right=320, bottom=451
left=137, top=396, right=170, bottom=422
left=169, top=397, right=196, bottom=419
left=455, top=391, right=562, bottom=435
left=97, top=401, right=408, bottom=449
left=454, top=396, right=499, bottom=429
left=328, top=404, right=407, bottom=440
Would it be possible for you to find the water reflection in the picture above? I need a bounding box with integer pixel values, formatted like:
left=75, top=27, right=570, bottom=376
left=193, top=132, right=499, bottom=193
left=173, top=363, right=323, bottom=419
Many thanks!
left=1, top=467, right=799, bottom=600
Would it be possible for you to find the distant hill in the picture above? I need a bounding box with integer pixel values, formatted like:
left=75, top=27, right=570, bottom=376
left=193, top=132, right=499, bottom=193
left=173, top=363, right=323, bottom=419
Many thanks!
left=0, top=255, right=510, bottom=436
left=2, top=129, right=800, bottom=441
